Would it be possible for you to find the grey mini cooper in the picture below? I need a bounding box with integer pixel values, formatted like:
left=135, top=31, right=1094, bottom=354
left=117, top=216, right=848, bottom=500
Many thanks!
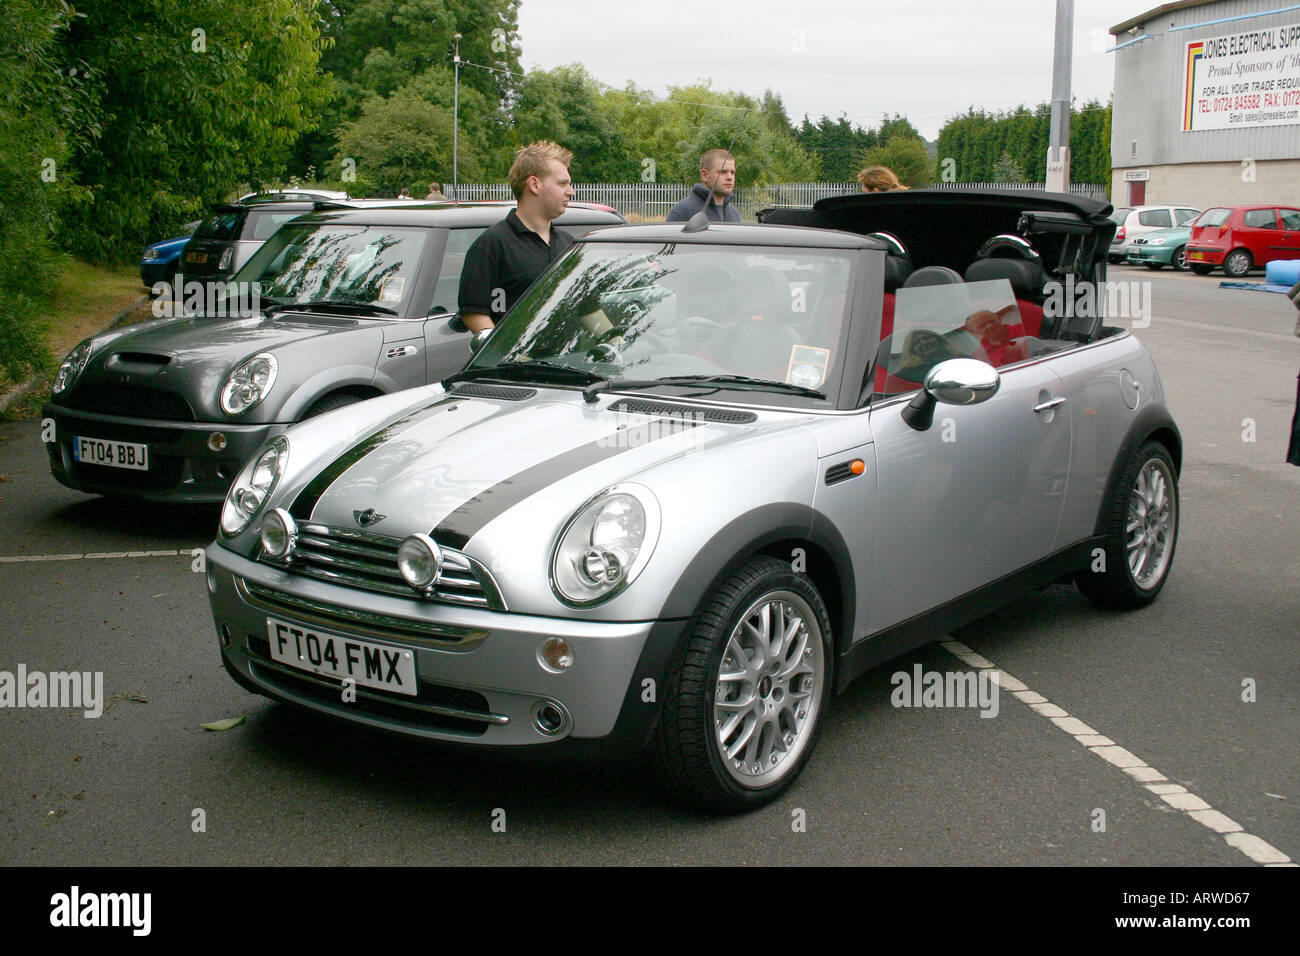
left=205, top=190, right=1180, bottom=812
left=43, top=201, right=624, bottom=502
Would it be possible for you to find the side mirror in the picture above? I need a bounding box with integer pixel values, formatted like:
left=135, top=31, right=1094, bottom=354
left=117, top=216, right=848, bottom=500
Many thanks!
left=469, top=328, right=492, bottom=355
left=901, top=358, right=999, bottom=431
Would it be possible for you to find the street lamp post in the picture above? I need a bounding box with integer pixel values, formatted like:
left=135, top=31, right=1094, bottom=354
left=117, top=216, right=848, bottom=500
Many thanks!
left=453, top=32, right=462, bottom=200
left=1046, top=0, right=1074, bottom=193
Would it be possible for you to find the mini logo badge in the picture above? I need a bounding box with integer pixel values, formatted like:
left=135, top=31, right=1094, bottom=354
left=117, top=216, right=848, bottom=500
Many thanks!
left=353, top=508, right=386, bottom=527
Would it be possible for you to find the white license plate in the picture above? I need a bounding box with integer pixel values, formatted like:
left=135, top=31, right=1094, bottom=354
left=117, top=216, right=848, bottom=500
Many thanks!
left=265, top=617, right=417, bottom=696
left=73, top=436, right=149, bottom=470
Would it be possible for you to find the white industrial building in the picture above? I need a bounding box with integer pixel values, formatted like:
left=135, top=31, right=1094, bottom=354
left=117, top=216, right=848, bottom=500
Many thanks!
left=1110, top=0, right=1300, bottom=207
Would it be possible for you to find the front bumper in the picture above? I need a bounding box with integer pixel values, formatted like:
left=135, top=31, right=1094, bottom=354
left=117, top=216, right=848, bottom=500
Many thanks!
left=43, top=402, right=277, bottom=502
left=1126, top=245, right=1173, bottom=265
left=206, top=544, right=684, bottom=749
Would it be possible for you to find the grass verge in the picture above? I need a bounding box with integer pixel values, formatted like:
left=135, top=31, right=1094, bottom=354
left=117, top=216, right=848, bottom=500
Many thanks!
left=1, top=256, right=149, bottom=421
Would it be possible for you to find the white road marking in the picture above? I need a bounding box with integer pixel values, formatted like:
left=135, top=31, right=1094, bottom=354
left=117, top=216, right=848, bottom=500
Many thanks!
left=942, top=639, right=1293, bottom=866
left=0, top=548, right=201, bottom=563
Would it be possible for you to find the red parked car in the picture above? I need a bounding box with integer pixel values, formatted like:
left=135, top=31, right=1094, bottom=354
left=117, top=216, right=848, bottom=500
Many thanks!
left=1184, top=204, right=1300, bottom=277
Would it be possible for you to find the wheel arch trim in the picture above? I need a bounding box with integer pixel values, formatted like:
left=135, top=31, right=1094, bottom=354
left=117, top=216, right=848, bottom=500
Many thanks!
left=1094, top=403, right=1181, bottom=538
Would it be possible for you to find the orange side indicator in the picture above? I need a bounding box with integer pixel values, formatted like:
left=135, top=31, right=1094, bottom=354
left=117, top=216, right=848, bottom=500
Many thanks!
left=850, top=459, right=866, bottom=475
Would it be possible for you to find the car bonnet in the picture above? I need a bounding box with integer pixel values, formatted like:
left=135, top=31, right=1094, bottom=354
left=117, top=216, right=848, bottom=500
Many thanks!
left=282, top=390, right=781, bottom=549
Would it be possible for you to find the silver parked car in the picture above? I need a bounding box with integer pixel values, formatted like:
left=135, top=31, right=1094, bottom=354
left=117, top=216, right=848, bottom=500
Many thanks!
left=206, top=189, right=1180, bottom=812
left=44, top=201, right=625, bottom=502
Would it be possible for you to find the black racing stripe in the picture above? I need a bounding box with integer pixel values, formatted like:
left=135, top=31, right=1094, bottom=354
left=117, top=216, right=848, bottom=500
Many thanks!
left=289, top=399, right=453, bottom=521
left=432, top=419, right=703, bottom=549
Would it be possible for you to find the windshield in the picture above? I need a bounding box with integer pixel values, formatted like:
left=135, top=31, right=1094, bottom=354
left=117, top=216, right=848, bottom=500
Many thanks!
left=194, top=210, right=243, bottom=242
left=468, top=242, right=854, bottom=398
left=1195, top=208, right=1230, bottom=227
left=235, top=223, right=430, bottom=314
left=1109, top=208, right=1132, bottom=224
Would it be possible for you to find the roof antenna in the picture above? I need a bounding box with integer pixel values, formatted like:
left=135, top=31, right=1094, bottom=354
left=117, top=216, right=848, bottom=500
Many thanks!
left=682, top=107, right=750, bottom=233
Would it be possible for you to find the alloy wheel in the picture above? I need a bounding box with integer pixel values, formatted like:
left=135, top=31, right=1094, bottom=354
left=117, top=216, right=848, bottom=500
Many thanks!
left=1126, top=457, right=1176, bottom=590
left=714, top=591, right=824, bottom=788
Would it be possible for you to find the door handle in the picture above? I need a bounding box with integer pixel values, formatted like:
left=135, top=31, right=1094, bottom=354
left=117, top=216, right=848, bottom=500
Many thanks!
left=1033, top=396, right=1067, bottom=413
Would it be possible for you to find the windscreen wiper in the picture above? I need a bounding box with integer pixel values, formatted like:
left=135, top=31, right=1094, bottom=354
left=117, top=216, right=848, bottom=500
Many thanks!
left=583, top=374, right=825, bottom=403
left=263, top=299, right=400, bottom=317
left=444, top=360, right=608, bottom=389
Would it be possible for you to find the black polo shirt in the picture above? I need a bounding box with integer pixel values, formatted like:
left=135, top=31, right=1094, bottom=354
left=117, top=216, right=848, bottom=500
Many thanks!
left=457, top=209, right=574, bottom=323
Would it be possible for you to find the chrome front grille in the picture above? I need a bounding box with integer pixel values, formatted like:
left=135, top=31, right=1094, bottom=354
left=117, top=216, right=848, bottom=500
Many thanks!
left=237, top=578, right=488, bottom=648
left=266, top=523, right=505, bottom=609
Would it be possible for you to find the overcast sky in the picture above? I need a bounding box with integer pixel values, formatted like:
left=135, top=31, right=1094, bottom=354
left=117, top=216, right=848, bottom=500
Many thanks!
left=516, top=0, right=1144, bottom=140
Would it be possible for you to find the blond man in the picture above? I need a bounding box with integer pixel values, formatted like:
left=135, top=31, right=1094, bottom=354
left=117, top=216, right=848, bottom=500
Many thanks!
left=458, top=141, right=576, bottom=333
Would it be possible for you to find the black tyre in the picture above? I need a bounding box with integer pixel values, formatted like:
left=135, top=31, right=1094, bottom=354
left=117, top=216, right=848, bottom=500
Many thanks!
left=1171, top=246, right=1187, bottom=271
left=1222, top=249, right=1252, bottom=278
left=303, top=392, right=363, bottom=418
left=654, top=556, right=833, bottom=813
left=1144, top=262, right=1164, bottom=271
left=1190, top=264, right=1213, bottom=276
left=1075, top=441, right=1178, bottom=609
left=1107, top=254, right=1123, bottom=265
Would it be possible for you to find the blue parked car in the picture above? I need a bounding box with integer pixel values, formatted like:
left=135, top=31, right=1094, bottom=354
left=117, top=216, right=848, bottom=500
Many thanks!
left=140, top=221, right=200, bottom=288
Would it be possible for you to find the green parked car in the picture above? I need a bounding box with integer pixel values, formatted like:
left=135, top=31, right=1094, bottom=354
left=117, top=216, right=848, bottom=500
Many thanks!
left=1126, top=225, right=1191, bottom=271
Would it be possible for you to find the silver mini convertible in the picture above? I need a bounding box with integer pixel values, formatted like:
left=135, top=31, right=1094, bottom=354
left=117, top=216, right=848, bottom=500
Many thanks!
left=206, top=190, right=1180, bottom=812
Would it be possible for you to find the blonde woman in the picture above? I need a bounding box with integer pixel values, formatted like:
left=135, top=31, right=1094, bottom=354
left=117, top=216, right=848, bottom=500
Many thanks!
left=858, top=166, right=907, bottom=192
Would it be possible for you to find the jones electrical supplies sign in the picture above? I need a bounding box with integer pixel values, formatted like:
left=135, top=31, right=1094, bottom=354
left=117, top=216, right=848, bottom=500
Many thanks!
left=1182, top=23, right=1300, bottom=131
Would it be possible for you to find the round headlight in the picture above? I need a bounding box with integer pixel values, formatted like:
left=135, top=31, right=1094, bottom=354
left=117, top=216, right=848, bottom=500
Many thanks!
left=53, top=340, right=93, bottom=395
left=397, top=534, right=443, bottom=590
left=220, top=436, right=288, bottom=537
left=259, top=507, right=297, bottom=560
left=551, top=485, right=660, bottom=607
left=221, top=353, right=278, bottom=415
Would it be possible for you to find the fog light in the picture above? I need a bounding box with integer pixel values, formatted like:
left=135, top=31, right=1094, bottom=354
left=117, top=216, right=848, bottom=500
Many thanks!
left=397, top=533, right=442, bottom=590
left=537, top=637, right=574, bottom=672
left=208, top=432, right=228, bottom=452
left=530, top=699, right=571, bottom=737
left=259, top=507, right=297, bottom=560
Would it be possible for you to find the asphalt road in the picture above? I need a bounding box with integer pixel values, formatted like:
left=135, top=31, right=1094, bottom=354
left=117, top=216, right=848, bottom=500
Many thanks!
left=1, top=266, right=1296, bottom=866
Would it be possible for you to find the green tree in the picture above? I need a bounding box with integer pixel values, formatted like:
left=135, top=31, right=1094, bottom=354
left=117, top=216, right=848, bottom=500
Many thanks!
left=992, top=151, right=1027, bottom=183
left=333, top=86, right=485, bottom=195
left=0, top=0, right=87, bottom=381
left=297, top=0, right=523, bottom=181
left=512, top=65, right=634, bottom=181
left=56, top=0, right=332, bottom=260
left=864, top=137, right=933, bottom=187
left=877, top=113, right=922, bottom=146
left=937, top=100, right=1112, bottom=185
